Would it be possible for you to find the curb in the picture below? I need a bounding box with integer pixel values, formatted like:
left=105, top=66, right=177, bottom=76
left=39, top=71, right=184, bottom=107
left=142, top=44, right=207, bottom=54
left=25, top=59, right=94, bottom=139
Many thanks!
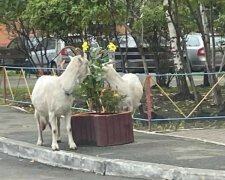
left=1, top=136, right=225, bottom=180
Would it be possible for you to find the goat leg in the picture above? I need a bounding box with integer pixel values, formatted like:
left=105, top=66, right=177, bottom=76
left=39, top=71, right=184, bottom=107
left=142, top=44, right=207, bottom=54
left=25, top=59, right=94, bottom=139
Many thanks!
left=35, top=110, right=43, bottom=146
left=56, top=117, right=61, bottom=143
left=65, top=113, right=77, bottom=150
left=49, top=112, right=59, bottom=151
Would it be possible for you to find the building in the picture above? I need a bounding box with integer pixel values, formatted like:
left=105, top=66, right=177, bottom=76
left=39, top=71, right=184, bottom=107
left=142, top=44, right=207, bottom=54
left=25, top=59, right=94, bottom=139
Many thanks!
left=0, top=24, right=13, bottom=47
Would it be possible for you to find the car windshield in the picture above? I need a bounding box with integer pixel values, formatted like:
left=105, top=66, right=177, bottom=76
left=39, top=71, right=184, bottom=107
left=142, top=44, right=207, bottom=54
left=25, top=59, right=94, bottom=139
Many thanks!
left=118, top=35, right=149, bottom=48
left=211, top=36, right=225, bottom=47
left=186, top=36, right=200, bottom=47
left=7, top=36, right=41, bottom=50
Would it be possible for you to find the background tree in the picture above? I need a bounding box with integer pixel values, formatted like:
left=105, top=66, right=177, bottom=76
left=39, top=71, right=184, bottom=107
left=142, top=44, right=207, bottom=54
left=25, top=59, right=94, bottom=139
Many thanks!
left=137, top=0, right=172, bottom=86
left=0, top=0, right=54, bottom=73
left=163, top=0, right=202, bottom=105
left=185, top=0, right=225, bottom=112
left=24, top=0, right=84, bottom=41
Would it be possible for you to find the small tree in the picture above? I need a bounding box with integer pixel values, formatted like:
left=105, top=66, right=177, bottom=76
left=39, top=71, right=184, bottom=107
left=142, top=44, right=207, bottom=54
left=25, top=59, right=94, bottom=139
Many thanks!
left=0, top=0, right=56, bottom=74
left=185, top=0, right=225, bottom=111
left=163, top=0, right=201, bottom=103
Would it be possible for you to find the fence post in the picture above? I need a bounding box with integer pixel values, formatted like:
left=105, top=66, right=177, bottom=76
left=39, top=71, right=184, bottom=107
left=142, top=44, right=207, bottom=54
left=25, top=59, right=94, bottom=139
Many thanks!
left=145, top=75, right=152, bottom=130
left=21, top=68, right=32, bottom=101
left=3, top=67, right=7, bottom=103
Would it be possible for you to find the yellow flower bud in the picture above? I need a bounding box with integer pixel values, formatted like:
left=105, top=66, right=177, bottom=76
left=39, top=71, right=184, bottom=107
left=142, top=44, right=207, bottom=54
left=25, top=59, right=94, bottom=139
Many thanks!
left=108, top=42, right=117, bottom=52
left=82, top=41, right=89, bottom=51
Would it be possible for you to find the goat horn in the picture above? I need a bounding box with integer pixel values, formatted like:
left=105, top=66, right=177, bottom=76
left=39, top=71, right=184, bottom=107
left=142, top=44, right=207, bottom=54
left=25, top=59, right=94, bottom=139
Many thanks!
left=64, top=46, right=84, bottom=57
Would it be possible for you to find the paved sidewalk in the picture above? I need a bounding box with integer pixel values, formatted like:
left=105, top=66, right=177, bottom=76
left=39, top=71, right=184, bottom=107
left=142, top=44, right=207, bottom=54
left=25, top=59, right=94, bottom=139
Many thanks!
left=1, top=105, right=225, bottom=179
left=160, top=128, right=225, bottom=145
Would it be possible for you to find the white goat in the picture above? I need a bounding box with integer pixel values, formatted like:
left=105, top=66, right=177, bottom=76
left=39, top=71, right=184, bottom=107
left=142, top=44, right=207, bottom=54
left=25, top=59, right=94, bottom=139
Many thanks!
left=102, top=63, right=143, bottom=113
left=32, top=51, right=89, bottom=150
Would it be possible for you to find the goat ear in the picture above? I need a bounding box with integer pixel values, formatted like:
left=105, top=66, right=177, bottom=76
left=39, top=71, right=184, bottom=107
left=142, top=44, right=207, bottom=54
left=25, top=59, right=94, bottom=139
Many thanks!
left=74, top=48, right=84, bottom=57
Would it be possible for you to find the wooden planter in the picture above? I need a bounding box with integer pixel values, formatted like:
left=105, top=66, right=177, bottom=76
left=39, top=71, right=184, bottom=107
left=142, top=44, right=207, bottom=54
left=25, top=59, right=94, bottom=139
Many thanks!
left=71, top=111, right=134, bottom=146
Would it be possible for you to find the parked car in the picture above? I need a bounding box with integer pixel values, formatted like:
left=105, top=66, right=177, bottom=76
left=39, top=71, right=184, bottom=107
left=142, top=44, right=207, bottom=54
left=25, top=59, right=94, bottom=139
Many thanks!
left=186, top=33, right=225, bottom=71
left=6, top=35, right=99, bottom=71
left=6, top=36, right=70, bottom=70
left=113, top=35, right=174, bottom=73
left=0, top=47, right=27, bottom=68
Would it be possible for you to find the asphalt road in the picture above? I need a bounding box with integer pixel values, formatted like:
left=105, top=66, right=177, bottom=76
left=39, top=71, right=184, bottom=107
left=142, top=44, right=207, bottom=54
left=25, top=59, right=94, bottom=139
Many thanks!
left=2, top=105, right=225, bottom=171
left=0, top=152, right=141, bottom=180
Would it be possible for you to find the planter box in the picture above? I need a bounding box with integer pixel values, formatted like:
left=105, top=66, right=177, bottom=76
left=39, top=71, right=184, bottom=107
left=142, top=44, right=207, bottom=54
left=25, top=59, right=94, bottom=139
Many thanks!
left=71, top=112, right=134, bottom=146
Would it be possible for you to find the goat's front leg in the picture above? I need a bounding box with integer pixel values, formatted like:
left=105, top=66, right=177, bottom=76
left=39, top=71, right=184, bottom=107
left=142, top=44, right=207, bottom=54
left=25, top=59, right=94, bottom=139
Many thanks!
left=35, top=110, right=43, bottom=146
left=49, top=112, right=59, bottom=150
left=65, top=112, right=77, bottom=150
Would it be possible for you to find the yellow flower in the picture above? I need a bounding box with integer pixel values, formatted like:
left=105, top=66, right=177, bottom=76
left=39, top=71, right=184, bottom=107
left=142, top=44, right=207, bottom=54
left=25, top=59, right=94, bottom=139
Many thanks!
left=108, top=42, right=117, bottom=52
left=82, top=41, right=89, bottom=51
left=114, top=93, right=119, bottom=97
left=101, top=88, right=106, bottom=93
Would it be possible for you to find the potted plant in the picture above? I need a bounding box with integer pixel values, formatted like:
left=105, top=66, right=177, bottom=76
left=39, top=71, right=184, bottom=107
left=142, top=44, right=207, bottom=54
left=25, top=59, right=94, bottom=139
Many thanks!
left=71, top=42, right=134, bottom=146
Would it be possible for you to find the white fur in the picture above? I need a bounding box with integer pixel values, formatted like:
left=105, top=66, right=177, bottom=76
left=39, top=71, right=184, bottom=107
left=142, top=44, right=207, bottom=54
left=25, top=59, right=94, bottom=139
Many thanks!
left=102, top=64, right=143, bottom=113
left=32, top=55, right=89, bottom=150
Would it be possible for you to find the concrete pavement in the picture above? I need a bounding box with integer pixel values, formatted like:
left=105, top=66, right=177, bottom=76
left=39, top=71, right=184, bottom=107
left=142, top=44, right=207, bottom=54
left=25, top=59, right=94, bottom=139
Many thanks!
left=1, top=105, right=225, bottom=179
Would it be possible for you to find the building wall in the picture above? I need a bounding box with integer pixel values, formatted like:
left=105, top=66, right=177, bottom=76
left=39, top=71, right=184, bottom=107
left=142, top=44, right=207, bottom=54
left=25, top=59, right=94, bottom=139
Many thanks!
left=0, top=23, right=127, bottom=47
left=0, top=24, right=13, bottom=47
left=116, top=25, right=126, bottom=34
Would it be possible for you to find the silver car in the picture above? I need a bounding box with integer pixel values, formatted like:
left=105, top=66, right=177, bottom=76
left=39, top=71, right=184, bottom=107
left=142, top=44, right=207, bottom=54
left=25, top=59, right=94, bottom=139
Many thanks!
left=186, top=33, right=225, bottom=71
left=115, top=35, right=174, bottom=73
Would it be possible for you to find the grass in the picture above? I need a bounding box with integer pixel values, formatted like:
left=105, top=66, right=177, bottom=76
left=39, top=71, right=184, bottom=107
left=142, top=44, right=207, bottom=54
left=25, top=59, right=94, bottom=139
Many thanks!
left=133, top=118, right=225, bottom=132
left=0, top=70, right=20, bottom=77
left=0, top=87, right=33, bottom=113
left=133, top=84, right=225, bottom=132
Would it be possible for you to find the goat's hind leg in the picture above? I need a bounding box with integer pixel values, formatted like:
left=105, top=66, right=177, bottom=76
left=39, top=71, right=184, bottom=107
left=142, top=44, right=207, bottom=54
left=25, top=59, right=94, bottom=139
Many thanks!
left=35, top=110, right=43, bottom=146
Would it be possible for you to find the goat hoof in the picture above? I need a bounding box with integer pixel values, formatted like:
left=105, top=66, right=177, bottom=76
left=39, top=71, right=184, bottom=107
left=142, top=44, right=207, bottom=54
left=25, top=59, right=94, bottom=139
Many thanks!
left=36, top=141, right=43, bottom=146
left=69, top=143, right=77, bottom=150
left=52, top=144, right=59, bottom=151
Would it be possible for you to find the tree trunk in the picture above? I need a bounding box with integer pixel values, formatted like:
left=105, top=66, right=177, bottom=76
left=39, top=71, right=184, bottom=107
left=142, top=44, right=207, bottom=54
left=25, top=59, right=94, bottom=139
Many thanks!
left=163, top=0, right=191, bottom=98
left=199, top=3, right=224, bottom=111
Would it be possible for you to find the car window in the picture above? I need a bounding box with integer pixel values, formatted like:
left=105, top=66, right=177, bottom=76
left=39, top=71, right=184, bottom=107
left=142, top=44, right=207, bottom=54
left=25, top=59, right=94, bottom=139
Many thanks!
left=120, top=37, right=129, bottom=45
left=62, top=36, right=83, bottom=47
left=42, top=38, right=56, bottom=50
left=7, top=38, right=21, bottom=49
left=187, top=36, right=200, bottom=47
left=212, top=37, right=225, bottom=47
left=7, top=37, right=42, bottom=52
left=119, top=36, right=137, bottom=48
left=36, top=38, right=56, bottom=51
